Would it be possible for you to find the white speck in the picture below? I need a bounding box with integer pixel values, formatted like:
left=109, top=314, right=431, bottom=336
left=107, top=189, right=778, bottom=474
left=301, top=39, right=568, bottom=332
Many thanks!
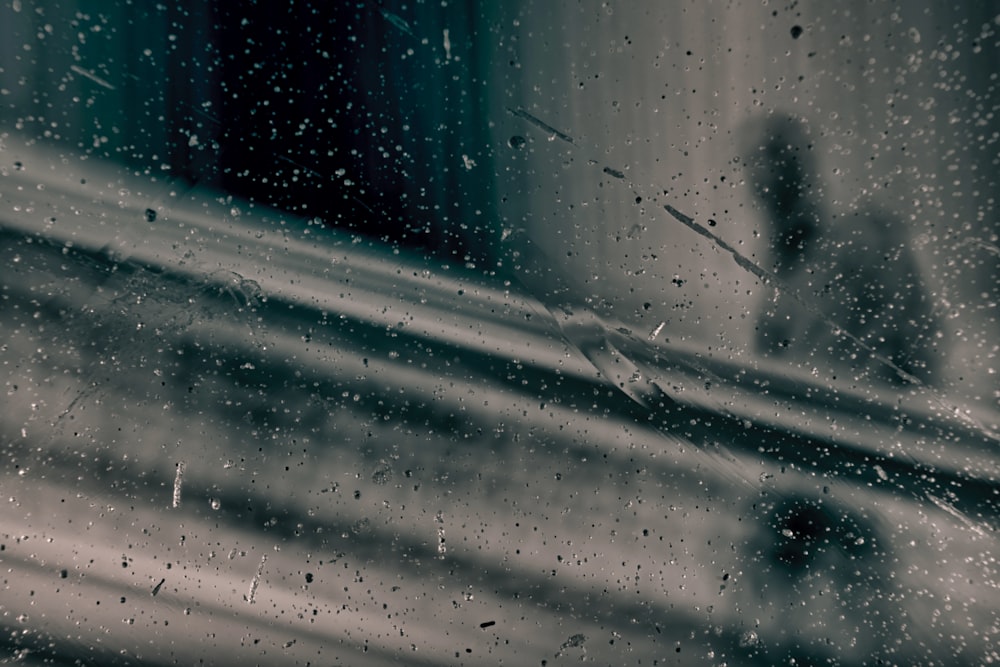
left=461, top=154, right=476, bottom=170
left=443, top=28, right=452, bottom=60
left=172, top=461, right=185, bottom=508
left=188, top=134, right=199, bottom=147
left=874, top=464, right=888, bottom=481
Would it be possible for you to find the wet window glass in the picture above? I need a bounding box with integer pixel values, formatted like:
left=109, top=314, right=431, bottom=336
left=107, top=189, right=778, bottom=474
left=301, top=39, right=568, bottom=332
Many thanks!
left=1, top=1, right=998, bottom=665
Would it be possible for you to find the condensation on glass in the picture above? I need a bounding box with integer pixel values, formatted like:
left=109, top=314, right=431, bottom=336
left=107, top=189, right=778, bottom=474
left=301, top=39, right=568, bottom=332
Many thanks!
left=0, top=1, right=997, bottom=665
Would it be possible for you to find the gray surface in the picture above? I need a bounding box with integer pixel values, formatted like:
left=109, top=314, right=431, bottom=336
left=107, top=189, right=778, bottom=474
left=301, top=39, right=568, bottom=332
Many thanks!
left=1, top=134, right=997, bottom=665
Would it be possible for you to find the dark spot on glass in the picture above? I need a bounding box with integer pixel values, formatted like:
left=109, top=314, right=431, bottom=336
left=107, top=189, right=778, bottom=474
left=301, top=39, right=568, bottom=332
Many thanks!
left=791, top=25, right=804, bottom=39
left=508, top=135, right=526, bottom=149
left=145, top=208, right=157, bottom=222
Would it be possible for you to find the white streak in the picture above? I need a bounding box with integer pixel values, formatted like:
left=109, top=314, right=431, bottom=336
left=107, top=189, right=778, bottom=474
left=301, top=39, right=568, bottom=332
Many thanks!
left=435, top=511, right=446, bottom=557
left=246, top=554, right=267, bottom=604
left=378, top=8, right=413, bottom=36
left=927, top=493, right=987, bottom=538
left=70, top=65, right=116, bottom=91
left=172, top=461, right=185, bottom=508
left=647, top=321, right=666, bottom=341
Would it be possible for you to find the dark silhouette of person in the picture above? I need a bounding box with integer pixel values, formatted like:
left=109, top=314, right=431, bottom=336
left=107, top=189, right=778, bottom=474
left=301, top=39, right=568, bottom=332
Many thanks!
left=746, top=114, right=940, bottom=385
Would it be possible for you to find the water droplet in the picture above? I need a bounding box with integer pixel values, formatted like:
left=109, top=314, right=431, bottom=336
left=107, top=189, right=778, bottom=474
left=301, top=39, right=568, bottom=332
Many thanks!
left=372, top=462, right=392, bottom=485
left=508, top=135, right=526, bottom=149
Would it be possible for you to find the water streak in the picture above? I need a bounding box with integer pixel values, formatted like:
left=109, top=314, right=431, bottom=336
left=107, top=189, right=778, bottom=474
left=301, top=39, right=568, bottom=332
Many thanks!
left=172, top=461, right=185, bottom=508
left=246, top=554, right=267, bottom=604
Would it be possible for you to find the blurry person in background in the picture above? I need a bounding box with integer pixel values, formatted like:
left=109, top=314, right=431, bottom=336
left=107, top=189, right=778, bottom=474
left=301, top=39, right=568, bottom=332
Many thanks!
left=746, top=114, right=941, bottom=386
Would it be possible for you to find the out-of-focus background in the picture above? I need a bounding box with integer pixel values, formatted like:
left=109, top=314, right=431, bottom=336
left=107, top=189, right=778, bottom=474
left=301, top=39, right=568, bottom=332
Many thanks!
left=3, top=0, right=997, bottom=403
left=1, top=1, right=998, bottom=665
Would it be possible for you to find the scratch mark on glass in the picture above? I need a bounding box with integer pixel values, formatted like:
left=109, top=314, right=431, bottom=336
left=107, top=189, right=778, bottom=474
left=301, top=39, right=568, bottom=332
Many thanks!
left=957, top=237, right=1000, bottom=257
left=662, top=204, right=771, bottom=284
left=276, top=155, right=324, bottom=180
left=505, top=107, right=575, bottom=145
left=510, top=108, right=999, bottom=444
left=69, top=65, right=116, bottom=90
left=927, top=493, right=988, bottom=538
left=379, top=8, right=413, bottom=36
